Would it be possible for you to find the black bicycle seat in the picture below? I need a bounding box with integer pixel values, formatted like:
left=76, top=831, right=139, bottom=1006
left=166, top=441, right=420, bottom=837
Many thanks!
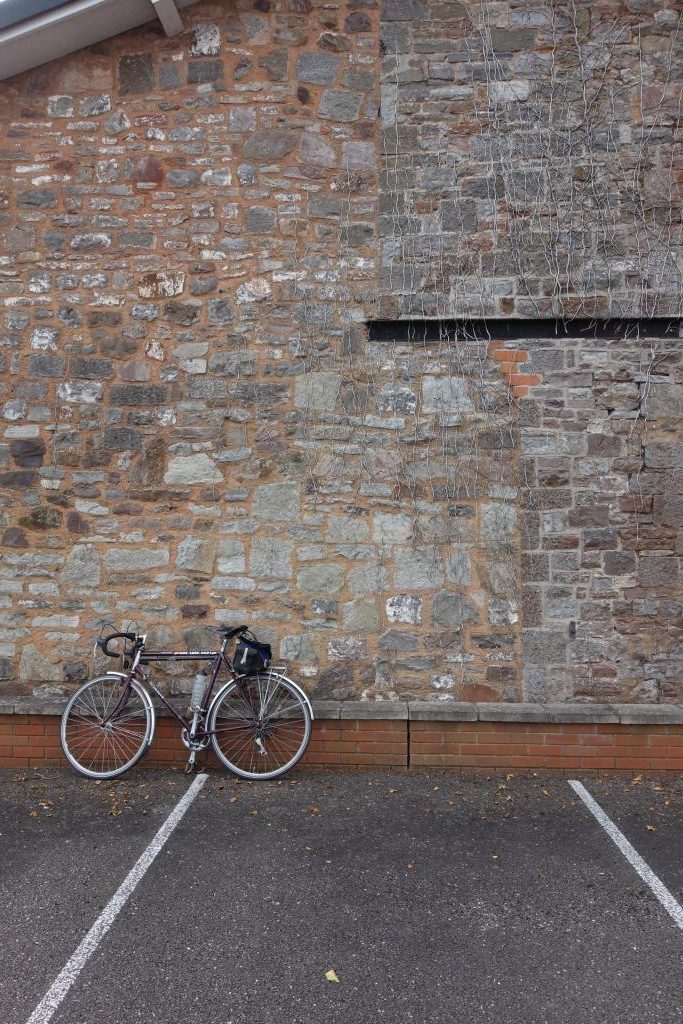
left=204, top=624, right=248, bottom=639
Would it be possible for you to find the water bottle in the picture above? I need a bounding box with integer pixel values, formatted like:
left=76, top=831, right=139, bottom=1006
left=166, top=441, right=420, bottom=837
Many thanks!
left=189, top=670, right=208, bottom=712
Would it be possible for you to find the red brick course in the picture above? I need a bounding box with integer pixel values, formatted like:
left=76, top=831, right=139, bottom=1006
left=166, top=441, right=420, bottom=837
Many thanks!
left=2, top=715, right=682, bottom=772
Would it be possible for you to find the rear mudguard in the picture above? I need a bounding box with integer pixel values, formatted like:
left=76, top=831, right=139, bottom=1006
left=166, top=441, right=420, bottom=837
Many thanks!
left=209, top=671, right=314, bottom=721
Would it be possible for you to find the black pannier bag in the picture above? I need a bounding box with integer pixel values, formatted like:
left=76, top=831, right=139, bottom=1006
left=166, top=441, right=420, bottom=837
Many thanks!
left=234, top=633, right=272, bottom=675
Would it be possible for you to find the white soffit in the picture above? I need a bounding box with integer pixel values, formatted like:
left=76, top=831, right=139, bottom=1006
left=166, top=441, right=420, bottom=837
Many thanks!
left=0, top=0, right=202, bottom=81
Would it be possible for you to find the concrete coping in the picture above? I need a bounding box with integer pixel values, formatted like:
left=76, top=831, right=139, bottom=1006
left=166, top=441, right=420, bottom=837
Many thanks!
left=2, top=696, right=682, bottom=726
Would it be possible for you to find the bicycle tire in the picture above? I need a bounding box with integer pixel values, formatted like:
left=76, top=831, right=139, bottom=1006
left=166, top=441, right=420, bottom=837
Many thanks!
left=208, top=671, right=311, bottom=780
left=61, top=674, right=155, bottom=780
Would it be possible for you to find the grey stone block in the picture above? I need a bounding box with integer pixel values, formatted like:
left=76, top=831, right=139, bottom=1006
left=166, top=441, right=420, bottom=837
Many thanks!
left=409, top=702, right=477, bottom=721
left=319, top=89, right=363, bottom=122
left=296, top=52, right=340, bottom=85
left=340, top=701, right=408, bottom=719
left=616, top=704, right=683, bottom=725
left=243, top=131, right=298, bottom=161
left=311, top=700, right=341, bottom=719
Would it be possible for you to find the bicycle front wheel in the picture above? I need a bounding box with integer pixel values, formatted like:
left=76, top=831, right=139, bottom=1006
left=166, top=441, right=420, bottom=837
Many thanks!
left=209, top=672, right=311, bottom=780
left=61, top=675, right=154, bottom=780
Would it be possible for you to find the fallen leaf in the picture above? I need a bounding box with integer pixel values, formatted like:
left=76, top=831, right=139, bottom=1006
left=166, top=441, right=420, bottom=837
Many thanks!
left=250, top=809, right=259, bottom=816
left=631, top=775, right=643, bottom=785
left=229, top=796, right=239, bottom=804
left=29, top=810, right=38, bottom=818
left=325, top=969, right=340, bottom=983
left=646, top=825, right=656, bottom=831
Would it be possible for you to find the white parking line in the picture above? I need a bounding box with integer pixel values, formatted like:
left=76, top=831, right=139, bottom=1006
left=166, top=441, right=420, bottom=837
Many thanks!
left=569, top=779, right=683, bottom=932
left=25, top=773, right=208, bottom=1024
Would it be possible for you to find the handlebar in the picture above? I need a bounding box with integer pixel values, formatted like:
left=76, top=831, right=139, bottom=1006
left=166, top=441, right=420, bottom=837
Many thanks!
left=96, top=624, right=249, bottom=659
left=96, top=632, right=140, bottom=659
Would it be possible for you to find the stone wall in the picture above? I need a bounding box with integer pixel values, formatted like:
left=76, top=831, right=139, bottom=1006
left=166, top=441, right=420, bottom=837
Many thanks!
left=511, top=328, right=682, bottom=703
left=379, top=0, right=682, bottom=318
left=0, top=0, right=681, bottom=707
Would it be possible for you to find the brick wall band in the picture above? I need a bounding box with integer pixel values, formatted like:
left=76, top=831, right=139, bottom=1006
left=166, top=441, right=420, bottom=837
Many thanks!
left=3, top=715, right=682, bottom=772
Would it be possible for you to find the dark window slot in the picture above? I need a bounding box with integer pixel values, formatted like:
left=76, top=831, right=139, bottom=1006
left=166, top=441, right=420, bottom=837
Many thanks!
left=367, top=318, right=681, bottom=342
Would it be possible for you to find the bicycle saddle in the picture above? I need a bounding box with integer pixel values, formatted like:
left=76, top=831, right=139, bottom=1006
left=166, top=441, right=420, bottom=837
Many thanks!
left=204, top=624, right=248, bottom=639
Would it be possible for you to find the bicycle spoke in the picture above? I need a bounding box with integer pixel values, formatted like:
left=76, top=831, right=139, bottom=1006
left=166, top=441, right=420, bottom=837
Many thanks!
left=210, top=673, right=310, bottom=780
left=62, top=677, right=152, bottom=779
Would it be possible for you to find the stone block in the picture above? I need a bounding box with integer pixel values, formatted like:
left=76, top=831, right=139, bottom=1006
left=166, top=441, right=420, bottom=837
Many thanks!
left=298, top=564, right=343, bottom=595
left=296, top=52, right=340, bottom=84
left=409, top=701, right=477, bottom=721
left=294, top=371, right=341, bottom=411
left=380, top=629, right=417, bottom=651
left=176, top=537, right=217, bottom=575
left=250, top=537, right=293, bottom=578
left=522, top=630, right=567, bottom=664
left=340, top=701, right=408, bottom=720
left=216, top=538, right=245, bottom=574
left=616, top=704, right=683, bottom=725
left=110, top=384, right=168, bottom=406
left=348, top=564, right=389, bottom=594
left=319, top=89, right=363, bottom=122
left=386, top=594, right=422, bottom=625
left=164, top=300, right=200, bottom=325
left=59, top=544, right=100, bottom=587
left=432, top=590, right=479, bottom=627
left=342, top=598, right=380, bottom=631
left=18, top=189, right=56, bottom=208
left=381, top=0, right=428, bottom=21
left=644, top=443, right=683, bottom=470
left=191, top=24, right=221, bottom=56
left=642, top=383, right=683, bottom=419
left=103, top=427, right=142, bottom=451
left=118, top=54, right=153, bottom=95
left=28, top=354, right=64, bottom=377
left=328, top=636, right=368, bottom=660
left=164, top=454, right=223, bottom=485
left=342, top=141, right=376, bottom=171
left=421, top=376, right=474, bottom=414
left=482, top=503, right=518, bottom=554
left=446, top=550, right=470, bottom=586
left=243, top=131, right=298, bottom=161
left=299, top=133, right=337, bottom=167
left=253, top=483, right=301, bottom=520
left=9, top=439, right=45, bottom=467
left=245, top=206, right=277, bottom=234
left=57, top=382, right=102, bottom=404
left=638, top=555, right=681, bottom=588
left=394, top=547, right=444, bottom=589
left=373, top=512, right=412, bottom=544
left=71, top=357, right=114, bottom=379
left=102, top=548, right=169, bottom=571
left=326, top=516, right=370, bottom=544
left=19, top=645, right=60, bottom=682
left=489, top=27, right=537, bottom=52
left=187, top=60, right=223, bottom=84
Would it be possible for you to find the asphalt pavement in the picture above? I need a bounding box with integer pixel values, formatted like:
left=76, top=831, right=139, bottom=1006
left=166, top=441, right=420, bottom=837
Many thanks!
left=0, top=768, right=681, bottom=1024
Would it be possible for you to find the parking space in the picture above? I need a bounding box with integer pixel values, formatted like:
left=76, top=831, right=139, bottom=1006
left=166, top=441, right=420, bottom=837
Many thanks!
left=1, top=768, right=681, bottom=1024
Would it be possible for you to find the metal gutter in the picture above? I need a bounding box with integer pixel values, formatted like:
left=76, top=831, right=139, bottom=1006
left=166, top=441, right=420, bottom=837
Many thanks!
left=0, top=0, right=202, bottom=81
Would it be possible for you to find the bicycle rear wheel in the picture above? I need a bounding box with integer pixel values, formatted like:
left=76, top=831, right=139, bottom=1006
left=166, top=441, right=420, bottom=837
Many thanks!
left=209, top=672, right=311, bottom=780
left=61, top=675, right=154, bottom=780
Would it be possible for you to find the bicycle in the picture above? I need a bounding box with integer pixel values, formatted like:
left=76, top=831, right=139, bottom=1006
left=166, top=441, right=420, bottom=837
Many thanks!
left=60, top=625, right=313, bottom=781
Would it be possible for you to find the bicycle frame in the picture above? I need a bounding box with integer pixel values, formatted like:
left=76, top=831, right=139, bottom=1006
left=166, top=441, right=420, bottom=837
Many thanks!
left=105, top=636, right=237, bottom=734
